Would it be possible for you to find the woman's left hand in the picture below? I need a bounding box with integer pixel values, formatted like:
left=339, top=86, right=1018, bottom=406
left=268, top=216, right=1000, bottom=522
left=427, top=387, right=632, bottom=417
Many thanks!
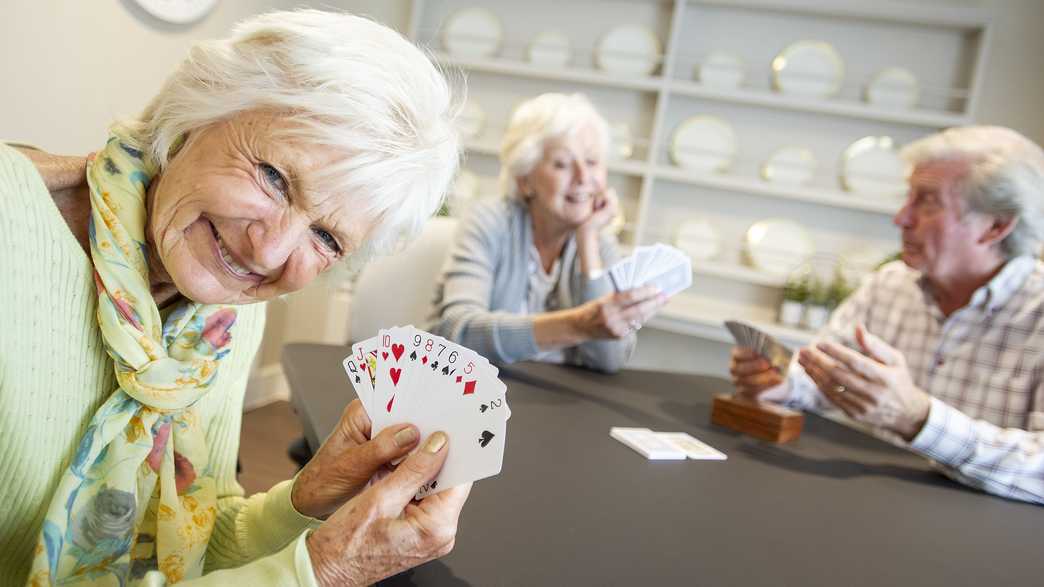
left=576, top=187, right=619, bottom=239
left=291, top=399, right=420, bottom=519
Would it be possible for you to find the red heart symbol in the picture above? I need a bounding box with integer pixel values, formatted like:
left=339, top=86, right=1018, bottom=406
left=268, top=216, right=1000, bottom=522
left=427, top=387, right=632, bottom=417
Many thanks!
left=422, top=356, right=428, bottom=365
left=381, top=351, right=388, bottom=360
left=386, top=395, right=395, bottom=413
left=463, top=380, right=476, bottom=395
left=392, top=343, right=405, bottom=361
left=389, top=368, right=402, bottom=386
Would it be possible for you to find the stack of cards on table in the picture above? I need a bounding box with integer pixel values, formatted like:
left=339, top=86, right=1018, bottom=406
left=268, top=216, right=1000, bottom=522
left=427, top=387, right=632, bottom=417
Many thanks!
left=607, top=243, right=693, bottom=297
left=724, top=319, right=793, bottom=375
left=342, top=325, right=510, bottom=498
left=610, top=427, right=727, bottom=460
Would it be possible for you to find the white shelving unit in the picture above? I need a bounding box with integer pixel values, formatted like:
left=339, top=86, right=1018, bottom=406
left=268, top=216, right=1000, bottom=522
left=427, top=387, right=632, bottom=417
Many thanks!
left=407, top=0, right=991, bottom=348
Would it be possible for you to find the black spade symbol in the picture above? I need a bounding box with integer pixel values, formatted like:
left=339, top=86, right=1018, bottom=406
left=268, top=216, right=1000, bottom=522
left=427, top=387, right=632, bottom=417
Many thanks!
left=410, top=351, right=417, bottom=360
left=479, top=430, right=495, bottom=447
left=431, top=480, right=437, bottom=489
left=441, top=365, right=450, bottom=375
left=354, top=375, right=361, bottom=383
left=479, top=404, right=488, bottom=413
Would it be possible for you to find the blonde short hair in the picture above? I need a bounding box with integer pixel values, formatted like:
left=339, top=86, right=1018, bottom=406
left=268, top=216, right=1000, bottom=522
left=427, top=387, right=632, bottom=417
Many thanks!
left=119, top=9, right=460, bottom=267
left=498, top=93, right=609, bottom=200
left=902, top=126, right=1044, bottom=258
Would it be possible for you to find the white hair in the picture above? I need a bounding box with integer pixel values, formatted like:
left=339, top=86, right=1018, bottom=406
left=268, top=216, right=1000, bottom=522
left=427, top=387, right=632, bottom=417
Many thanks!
left=118, top=9, right=460, bottom=269
left=498, top=93, right=610, bottom=200
left=901, top=126, right=1044, bottom=259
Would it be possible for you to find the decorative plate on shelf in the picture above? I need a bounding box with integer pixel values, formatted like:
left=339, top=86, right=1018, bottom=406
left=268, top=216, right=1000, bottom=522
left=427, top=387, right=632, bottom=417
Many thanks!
left=771, top=40, right=845, bottom=99
left=669, top=116, right=736, bottom=174
left=697, top=51, right=745, bottom=89
left=865, top=67, right=920, bottom=110
left=442, top=7, right=503, bottom=58
left=744, top=219, right=815, bottom=277
left=674, top=218, right=721, bottom=261
left=456, top=101, right=486, bottom=140
left=134, top=0, right=218, bottom=24
left=841, top=136, right=908, bottom=197
left=527, top=31, right=572, bottom=68
left=595, top=25, right=661, bottom=76
left=761, top=146, right=817, bottom=186
left=610, top=122, right=634, bottom=160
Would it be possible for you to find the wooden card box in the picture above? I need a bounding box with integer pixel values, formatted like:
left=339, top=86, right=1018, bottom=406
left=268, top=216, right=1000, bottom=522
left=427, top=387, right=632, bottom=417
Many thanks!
left=711, top=394, right=803, bottom=443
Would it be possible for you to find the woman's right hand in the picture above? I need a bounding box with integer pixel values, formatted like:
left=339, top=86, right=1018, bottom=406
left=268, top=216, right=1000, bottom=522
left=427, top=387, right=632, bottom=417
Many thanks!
left=729, top=347, right=788, bottom=402
left=306, top=432, right=472, bottom=587
left=574, top=286, right=666, bottom=339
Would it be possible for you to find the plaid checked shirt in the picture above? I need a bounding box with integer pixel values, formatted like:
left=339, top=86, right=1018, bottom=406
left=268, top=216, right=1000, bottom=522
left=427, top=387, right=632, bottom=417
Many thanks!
left=784, top=257, right=1044, bottom=504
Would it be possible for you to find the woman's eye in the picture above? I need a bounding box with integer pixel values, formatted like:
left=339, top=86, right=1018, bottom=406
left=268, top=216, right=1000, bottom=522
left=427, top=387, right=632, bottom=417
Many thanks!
left=586, top=158, right=599, bottom=166
left=260, top=162, right=288, bottom=194
left=312, top=226, right=342, bottom=254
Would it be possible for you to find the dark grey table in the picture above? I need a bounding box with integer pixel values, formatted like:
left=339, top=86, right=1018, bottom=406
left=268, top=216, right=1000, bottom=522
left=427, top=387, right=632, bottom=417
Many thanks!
left=282, top=343, right=1041, bottom=587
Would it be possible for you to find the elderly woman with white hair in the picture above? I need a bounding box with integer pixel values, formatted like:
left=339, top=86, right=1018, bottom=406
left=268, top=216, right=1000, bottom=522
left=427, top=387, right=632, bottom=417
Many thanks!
left=429, top=93, right=666, bottom=372
left=730, top=125, right=1044, bottom=504
left=1, top=10, right=470, bottom=586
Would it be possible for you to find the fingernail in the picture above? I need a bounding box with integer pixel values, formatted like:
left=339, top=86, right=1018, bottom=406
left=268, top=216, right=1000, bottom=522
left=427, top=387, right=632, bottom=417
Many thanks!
left=424, top=431, right=448, bottom=453
left=394, top=427, right=418, bottom=448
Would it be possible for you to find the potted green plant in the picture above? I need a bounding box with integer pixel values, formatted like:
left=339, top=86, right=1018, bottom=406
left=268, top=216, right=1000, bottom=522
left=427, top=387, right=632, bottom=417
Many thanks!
left=803, top=275, right=831, bottom=330
left=779, top=271, right=810, bottom=327
left=825, top=268, right=853, bottom=310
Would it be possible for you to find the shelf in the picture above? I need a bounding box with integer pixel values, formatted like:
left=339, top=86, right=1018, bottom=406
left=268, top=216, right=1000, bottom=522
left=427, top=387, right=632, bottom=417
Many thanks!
left=669, top=79, right=971, bottom=128
left=646, top=294, right=815, bottom=348
left=462, top=140, right=649, bottom=178
left=435, top=53, right=663, bottom=92
left=652, top=165, right=902, bottom=215
left=689, top=0, right=992, bottom=29
left=693, top=260, right=786, bottom=287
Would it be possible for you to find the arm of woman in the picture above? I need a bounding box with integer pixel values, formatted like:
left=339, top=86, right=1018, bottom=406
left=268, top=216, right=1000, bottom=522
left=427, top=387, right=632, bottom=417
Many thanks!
left=429, top=201, right=542, bottom=363
left=569, top=230, right=636, bottom=373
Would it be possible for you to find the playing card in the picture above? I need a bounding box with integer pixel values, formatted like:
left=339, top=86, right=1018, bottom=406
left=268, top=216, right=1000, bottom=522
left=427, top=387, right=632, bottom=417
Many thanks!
left=350, top=336, right=379, bottom=410
left=656, top=432, right=727, bottom=460
left=371, top=326, right=416, bottom=434
left=724, top=320, right=793, bottom=374
left=610, top=427, right=687, bottom=460
left=641, top=256, right=693, bottom=297
left=342, top=355, right=370, bottom=414
left=607, top=243, right=693, bottom=298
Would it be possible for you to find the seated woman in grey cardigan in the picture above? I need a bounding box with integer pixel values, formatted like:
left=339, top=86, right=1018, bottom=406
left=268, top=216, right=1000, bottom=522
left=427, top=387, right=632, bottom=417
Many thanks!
left=429, top=93, right=666, bottom=372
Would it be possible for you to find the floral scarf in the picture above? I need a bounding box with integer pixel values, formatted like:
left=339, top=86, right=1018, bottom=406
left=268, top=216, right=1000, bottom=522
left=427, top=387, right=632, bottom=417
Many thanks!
left=28, top=133, right=238, bottom=586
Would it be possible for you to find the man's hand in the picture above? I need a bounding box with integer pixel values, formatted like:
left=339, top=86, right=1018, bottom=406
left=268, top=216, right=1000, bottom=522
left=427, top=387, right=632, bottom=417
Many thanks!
left=797, top=324, right=931, bottom=441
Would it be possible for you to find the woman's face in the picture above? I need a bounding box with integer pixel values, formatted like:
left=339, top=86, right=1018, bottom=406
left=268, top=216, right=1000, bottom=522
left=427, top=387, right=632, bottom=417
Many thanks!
left=520, top=123, right=607, bottom=230
left=146, top=110, right=373, bottom=304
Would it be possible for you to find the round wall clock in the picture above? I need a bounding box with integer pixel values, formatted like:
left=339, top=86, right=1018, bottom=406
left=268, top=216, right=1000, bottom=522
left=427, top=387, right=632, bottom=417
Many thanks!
left=134, top=0, right=218, bottom=24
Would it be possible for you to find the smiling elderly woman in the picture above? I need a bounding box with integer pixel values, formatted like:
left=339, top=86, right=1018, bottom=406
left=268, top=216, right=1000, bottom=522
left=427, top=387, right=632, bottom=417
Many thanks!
left=428, top=93, right=666, bottom=372
left=1, top=10, right=468, bottom=587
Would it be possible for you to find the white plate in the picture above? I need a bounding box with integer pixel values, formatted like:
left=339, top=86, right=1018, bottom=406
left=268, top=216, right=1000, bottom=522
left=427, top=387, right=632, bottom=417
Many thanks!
left=669, top=116, right=736, bottom=173
left=761, top=146, right=817, bottom=186
left=674, top=218, right=721, bottom=261
left=442, top=7, right=503, bottom=58
left=697, top=51, right=745, bottom=89
left=527, top=31, right=571, bottom=68
left=865, top=67, right=920, bottom=110
left=457, top=101, right=486, bottom=140
left=841, top=136, right=908, bottom=197
left=610, top=122, right=634, bottom=160
left=595, top=25, right=661, bottom=76
left=772, top=40, right=845, bottom=98
left=745, top=219, right=816, bottom=277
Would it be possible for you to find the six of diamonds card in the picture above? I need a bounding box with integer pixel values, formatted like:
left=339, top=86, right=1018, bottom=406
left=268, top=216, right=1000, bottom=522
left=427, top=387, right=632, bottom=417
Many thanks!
left=343, top=325, right=510, bottom=498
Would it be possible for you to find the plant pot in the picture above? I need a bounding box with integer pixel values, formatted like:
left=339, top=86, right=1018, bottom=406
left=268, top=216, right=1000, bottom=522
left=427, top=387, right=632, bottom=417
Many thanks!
left=803, top=304, right=831, bottom=330
left=778, top=300, right=804, bottom=327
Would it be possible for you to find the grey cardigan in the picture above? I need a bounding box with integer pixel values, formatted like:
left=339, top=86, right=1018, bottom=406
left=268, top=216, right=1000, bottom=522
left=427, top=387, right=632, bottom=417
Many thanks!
left=427, top=197, right=635, bottom=372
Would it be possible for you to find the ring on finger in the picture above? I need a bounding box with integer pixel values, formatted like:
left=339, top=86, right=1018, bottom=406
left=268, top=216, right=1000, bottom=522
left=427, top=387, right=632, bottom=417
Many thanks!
left=833, top=384, right=846, bottom=395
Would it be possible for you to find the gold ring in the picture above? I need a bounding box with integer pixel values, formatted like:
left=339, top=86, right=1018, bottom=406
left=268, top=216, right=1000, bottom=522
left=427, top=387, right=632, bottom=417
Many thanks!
left=834, top=384, right=846, bottom=394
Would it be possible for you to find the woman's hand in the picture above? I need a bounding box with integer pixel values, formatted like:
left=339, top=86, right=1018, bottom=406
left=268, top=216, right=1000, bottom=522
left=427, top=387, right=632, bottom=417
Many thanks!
left=306, top=432, right=472, bottom=587
left=576, top=187, right=619, bottom=241
left=574, top=285, right=666, bottom=339
left=292, top=399, right=420, bottom=519
left=729, top=347, right=789, bottom=402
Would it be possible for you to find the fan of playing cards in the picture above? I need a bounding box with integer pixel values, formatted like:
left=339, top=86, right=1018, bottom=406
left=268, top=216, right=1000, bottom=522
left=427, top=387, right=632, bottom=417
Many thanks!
left=342, top=325, right=510, bottom=498
left=724, top=320, right=793, bottom=374
left=607, top=243, right=693, bottom=297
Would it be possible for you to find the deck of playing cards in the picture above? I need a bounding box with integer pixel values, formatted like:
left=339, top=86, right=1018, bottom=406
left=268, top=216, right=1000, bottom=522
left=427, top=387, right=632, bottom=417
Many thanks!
left=342, top=325, right=510, bottom=498
left=607, top=243, right=693, bottom=297
left=724, top=319, right=793, bottom=374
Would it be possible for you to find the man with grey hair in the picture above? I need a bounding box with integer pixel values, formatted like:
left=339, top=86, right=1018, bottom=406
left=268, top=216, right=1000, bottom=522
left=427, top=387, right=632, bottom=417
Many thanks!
left=731, top=126, right=1044, bottom=504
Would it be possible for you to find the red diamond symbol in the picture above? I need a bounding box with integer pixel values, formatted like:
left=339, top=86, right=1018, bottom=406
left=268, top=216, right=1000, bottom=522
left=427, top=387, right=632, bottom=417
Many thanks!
left=456, top=375, right=462, bottom=383
left=463, top=380, right=476, bottom=395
